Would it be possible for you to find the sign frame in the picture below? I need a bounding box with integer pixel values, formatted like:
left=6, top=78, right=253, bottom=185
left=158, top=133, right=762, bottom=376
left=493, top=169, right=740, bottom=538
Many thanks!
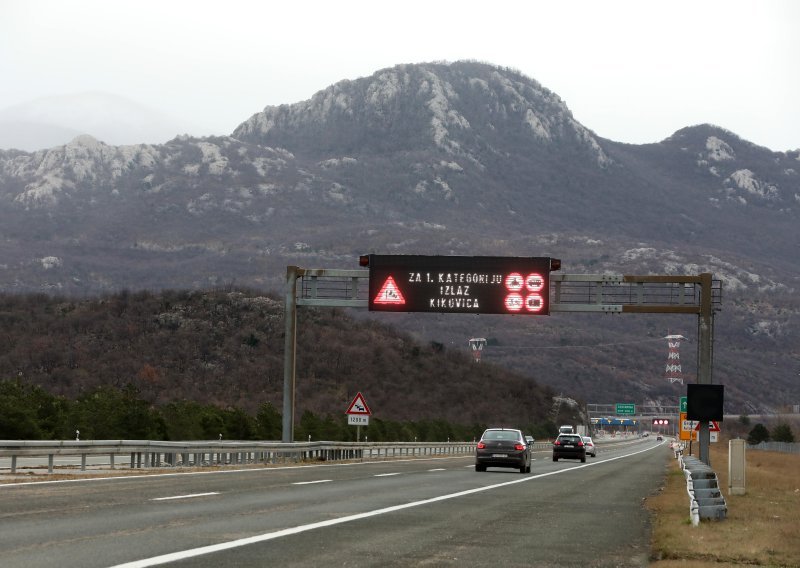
left=366, top=254, right=554, bottom=315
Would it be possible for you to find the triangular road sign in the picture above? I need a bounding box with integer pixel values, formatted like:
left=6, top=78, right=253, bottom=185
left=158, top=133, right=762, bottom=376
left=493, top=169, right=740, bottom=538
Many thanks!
left=694, top=420, right=721, bottom=432
left=373, top=276, right=405, bottom=305
left=346, top=392, right=372, bottom=415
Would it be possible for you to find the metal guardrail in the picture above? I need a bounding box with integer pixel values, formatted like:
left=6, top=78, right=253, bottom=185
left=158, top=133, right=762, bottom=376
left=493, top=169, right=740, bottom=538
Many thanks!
left=0, top=440, right=476, bottom=474
left=678, top=453, right=727, bottom=524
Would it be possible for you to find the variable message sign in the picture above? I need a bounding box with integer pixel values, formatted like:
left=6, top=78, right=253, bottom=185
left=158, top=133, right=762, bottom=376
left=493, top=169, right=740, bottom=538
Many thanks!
left=365, top=255, right=555, bottom=315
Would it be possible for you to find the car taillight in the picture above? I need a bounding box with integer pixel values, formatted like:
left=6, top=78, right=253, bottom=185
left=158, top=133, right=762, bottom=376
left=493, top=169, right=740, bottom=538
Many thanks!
left=553, top=440, right=560, bottom=446
left=477, top=441, right=486, bottom=449
left=578, top=441, right=584, bottom=446
left=514, top=443, right=525, bottom=451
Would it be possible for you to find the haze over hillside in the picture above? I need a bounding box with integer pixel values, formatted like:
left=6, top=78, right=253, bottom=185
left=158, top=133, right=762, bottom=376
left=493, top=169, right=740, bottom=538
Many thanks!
left=0, top=92, right=201, bottom=151
left=0, top=61, right=797, bottom=417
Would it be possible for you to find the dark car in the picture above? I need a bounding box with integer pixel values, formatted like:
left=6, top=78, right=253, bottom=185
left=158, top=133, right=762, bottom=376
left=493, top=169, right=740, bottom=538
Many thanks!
left=475, top=428, right=532, bottom=473
left=552, top=433, right=586, bottom=462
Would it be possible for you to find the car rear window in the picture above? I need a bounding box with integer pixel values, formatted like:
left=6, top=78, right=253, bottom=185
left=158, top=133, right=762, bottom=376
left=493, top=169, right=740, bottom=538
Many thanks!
left=559, top=435, right=581, bottom=443
left=484, top=430, right=519, bottom=441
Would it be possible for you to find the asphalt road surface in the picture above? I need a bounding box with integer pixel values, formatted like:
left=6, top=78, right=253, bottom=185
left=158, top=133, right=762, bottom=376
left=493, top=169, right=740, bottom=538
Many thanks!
left=1, top=437, right=670, bottom=568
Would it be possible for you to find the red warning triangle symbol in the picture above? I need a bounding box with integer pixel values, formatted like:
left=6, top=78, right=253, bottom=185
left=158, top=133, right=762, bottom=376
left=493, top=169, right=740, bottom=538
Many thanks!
left=346, top=392, right=371, bottom=415
left=373, top=276, right=406, bottom=305
left=694, top=420, right=721, bottom=432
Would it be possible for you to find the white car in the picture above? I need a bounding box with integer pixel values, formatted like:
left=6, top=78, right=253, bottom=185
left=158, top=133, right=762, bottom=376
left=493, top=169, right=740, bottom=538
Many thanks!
left=582, top=436, right=596, bottom=457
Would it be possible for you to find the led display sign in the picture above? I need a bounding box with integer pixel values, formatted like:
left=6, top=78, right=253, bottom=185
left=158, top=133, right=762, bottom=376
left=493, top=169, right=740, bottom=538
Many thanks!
left=686, top=384, right=724, bottom=422
left=365, top=255, right=554, bottom=315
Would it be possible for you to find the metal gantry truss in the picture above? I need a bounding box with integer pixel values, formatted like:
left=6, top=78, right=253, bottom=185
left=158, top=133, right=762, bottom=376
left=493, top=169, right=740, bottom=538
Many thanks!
left=290, top=269, right=722, bottom=313
left=283, top=267, right=722, bottom=464
left=587, top=404, right=681, bottom=418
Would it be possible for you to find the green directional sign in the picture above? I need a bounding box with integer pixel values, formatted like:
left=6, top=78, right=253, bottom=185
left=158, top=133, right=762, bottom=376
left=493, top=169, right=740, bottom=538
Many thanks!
left=616, top=403, right=636, bottom=415
left=680, top=396, right=687, bottom=413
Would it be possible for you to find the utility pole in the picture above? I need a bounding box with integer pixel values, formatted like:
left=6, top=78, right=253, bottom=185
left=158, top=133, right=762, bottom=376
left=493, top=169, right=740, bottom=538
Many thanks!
left=696, top=273, right=714, bottom=465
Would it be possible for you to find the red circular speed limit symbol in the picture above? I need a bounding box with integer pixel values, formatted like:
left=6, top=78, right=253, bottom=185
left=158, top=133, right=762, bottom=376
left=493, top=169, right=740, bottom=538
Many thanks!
left=525, top=273, right=544, bottom=292
left=504, top=293, right=524, bottom=312
left=504, top=273, right=524, bottom=291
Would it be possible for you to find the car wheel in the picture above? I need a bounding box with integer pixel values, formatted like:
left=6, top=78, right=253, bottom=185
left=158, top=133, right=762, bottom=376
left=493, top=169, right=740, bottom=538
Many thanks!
left=581, top=456, right=586, bottom=463
left=519, top=463, right=526, bottom=474
left=526, top=464, right=532, bottom=473
left=553, top=456, right=558, bottom=462
left=475, top=464, right=486, bottom=472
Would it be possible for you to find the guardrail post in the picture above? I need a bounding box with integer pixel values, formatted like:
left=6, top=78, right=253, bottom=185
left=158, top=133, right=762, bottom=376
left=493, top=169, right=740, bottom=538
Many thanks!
left=130, top=452, right=135, bottom=468
left=11, top=455, right=16, bottom=474
left=81, top=454, right=87, bottom=471
left=110, top=453, right=115, bottom=469
left=48, top=454, right=54, bottom=474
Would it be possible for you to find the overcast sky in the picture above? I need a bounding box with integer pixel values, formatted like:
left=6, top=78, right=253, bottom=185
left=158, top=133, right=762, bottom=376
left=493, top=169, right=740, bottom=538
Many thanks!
left=2, top=0, right=798, bottom=151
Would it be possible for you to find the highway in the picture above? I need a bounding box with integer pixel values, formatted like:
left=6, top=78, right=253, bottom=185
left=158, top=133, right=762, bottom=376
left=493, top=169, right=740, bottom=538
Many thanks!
left=1, top=437, right=669, bottom=567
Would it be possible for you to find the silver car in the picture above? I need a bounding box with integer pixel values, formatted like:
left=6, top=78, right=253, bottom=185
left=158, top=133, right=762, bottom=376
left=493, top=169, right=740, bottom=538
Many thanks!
left=582, top=436, right=596, bottom=457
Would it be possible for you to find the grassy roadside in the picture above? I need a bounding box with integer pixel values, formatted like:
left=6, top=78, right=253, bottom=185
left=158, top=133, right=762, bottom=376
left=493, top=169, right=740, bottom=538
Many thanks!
left=647, top=440, right=800, bottom=567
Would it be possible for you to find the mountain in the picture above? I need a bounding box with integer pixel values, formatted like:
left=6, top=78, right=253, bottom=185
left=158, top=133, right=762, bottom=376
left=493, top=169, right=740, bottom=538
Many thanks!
left=0, top=92, right=197, bottom=151
left=0, top=61, right=797, bottom=416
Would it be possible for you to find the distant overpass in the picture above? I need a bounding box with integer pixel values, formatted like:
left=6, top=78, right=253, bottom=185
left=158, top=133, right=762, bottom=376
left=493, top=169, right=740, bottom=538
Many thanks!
left=587, top=403, right=680, bottom=419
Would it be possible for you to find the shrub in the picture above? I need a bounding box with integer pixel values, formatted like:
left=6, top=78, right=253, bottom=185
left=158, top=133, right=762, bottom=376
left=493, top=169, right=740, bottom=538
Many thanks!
left=771, top=423, right=795, bottom=443
left=747, top=423, right=770, bottom=444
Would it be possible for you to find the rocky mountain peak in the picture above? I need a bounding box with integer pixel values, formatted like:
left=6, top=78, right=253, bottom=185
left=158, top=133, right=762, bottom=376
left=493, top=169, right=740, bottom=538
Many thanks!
left=234, top=61, right=611, bottom=167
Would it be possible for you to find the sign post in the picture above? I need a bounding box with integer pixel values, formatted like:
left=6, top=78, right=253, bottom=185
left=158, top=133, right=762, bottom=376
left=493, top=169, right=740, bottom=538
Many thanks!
left=345, top=392, right=372, bottom=442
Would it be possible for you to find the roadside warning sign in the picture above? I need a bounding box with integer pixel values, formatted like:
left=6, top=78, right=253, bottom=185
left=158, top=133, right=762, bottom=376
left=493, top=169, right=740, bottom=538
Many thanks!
left=373, top=276, right=405, bottom=305
left=680, top=412, right=720, bottom=441
left=345, top=392, right=371, bottom=415
left=695, top=420, right=721, bottom=432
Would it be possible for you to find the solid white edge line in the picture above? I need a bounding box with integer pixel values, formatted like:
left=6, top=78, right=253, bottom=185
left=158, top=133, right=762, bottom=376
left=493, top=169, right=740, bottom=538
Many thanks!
left=150, top=492, right=219, bottom=501
left=373, top=472, right=401, bottom=477
left=110, top=443, right=660, bottom=568
left=291, top=479, right=332, bottom=485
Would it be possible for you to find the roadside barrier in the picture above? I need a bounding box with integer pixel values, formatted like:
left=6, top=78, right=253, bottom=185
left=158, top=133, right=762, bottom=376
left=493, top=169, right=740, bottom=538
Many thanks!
left=678, top=453, right=727, bottom=525
left=0, top=440, right=476, bottom=474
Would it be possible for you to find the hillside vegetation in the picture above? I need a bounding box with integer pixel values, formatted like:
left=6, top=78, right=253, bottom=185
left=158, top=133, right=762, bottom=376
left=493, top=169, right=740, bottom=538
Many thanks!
left=0, top=289, right=576, bottom=440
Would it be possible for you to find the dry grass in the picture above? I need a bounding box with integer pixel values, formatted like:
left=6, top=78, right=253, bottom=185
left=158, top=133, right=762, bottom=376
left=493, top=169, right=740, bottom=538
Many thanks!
left=648, top=440, right=800, bottom=567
